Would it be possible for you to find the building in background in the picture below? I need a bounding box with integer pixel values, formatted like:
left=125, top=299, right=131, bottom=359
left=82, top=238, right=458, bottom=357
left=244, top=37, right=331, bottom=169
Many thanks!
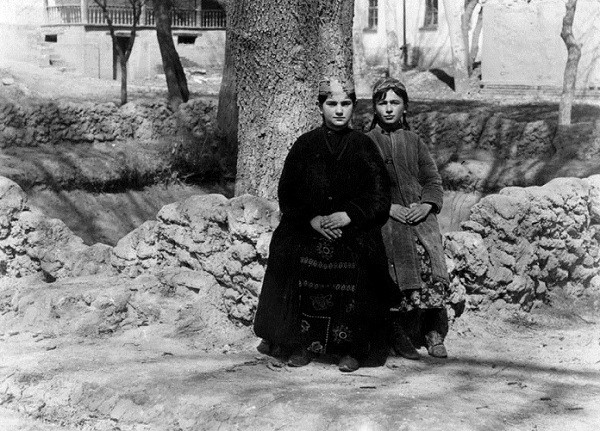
left=353, top=0, right=461, bottom=73
left=2, top=0, right=599, bottom=96
left=481, top=0, right=600, bottom=95
left=1, top=0, right=226, bottom=80
left=353, top=0, right=600, bottom=96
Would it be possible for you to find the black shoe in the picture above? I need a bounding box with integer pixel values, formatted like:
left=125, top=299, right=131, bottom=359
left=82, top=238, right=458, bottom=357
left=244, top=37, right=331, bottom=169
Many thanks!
left=256, top=339, right=271, bottom=355
left=391, top=318, right=420, bottom=360
left=287, top=348, right=312, bottom=367
left=338, top=355, right=360, bottom=372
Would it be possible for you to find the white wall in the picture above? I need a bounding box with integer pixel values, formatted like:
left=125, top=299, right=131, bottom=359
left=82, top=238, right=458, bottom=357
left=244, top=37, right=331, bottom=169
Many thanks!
left=482, top=0, right=600, bottom=90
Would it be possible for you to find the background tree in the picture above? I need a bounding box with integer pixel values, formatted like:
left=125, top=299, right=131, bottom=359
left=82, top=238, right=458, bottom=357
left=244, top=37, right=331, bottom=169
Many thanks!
left=215, top=0, right=238, bottom=174
left=442, top=0, right=485, bottom=92
left=231, top=0, right=354, bottom=198
left=559, top=0, right=581, bottom=126
left=154, top=0, right=189, bottom=110
left=464, top=0, right=482, bottom=68
left=442, top=0, right=470, bottom=92
left=93, top=0, right=148, bottom=105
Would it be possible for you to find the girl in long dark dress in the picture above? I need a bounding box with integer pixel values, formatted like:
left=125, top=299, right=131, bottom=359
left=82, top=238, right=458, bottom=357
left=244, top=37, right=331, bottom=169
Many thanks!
left=253, top=78, right=392, bottom=372
left=366, top=77, right=452, bottom=359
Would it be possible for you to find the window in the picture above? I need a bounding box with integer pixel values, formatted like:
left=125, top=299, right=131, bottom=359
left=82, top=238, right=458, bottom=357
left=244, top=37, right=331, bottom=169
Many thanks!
left=45, top=34, right=58, bottom=43
left=423, top=0, right=438, bottom=28
left=177, top=35, right=197, bottom=45
left=367, top=0, right=378, bottom=30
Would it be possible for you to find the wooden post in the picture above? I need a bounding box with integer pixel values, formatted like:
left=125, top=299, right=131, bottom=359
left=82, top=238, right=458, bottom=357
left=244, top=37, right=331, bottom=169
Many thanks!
left=80, top=0, right=88, bottom=23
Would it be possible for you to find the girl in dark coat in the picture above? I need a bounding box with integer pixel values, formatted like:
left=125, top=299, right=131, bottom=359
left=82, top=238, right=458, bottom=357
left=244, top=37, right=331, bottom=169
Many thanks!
left=253, top=78, right=392, bottom=372
left=366, top=77, right=451, bottom=359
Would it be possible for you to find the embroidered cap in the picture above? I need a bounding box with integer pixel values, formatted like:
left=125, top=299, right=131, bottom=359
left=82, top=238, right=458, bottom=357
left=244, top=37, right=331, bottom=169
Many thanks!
left=318, top=78, right=355, bottom=96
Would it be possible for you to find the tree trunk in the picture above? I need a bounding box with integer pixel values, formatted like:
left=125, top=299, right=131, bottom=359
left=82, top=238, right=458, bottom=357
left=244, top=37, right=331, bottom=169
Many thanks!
left=216, top=0, right=238, bottom=175
left=470, top=5, right=483, bottom=65
left=112, top=43, right=118, bottom=80
left=352, top=0, right=367, bottom=90
left=443, top=0, right=470, bottom=92
left=462, top=0, right=479, bottom=74
left=385, top=0, right=402, bottom=77
left=120, top=53, right=128, bottom=105
left=559, top=0, right=581, bottom=127
left=233, top=0, right=354, bottom=198
left=155, top=0, right=189, bottom=110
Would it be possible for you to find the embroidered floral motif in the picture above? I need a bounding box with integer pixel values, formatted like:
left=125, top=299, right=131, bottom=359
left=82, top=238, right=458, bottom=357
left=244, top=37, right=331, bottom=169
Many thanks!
left=299, top=280, right=356, bottom=292
left=345, top=300, right=355, bottom=313
left=300, top=257, right=356, bottom=270
left=332, top=325, right=352, bottom=344
left=316, top=238, right=335, bottom=261
left=309, top=341, right=324, bottom=353
left=311, top=294, right=334, bottom=311
left=300, top=319, right=310, bottom=333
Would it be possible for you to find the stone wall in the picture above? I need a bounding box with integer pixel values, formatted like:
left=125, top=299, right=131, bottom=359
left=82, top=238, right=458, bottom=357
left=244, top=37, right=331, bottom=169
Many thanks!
left=446, top=175, right=600, bottom=310
left=409, top=109, right=558, bottom=193
left=0, top=177, right=114, bottom=280
left=111, top=193, right=279, bottom=324
left=2, top=174, right=599, bottom=326
left=0, top=98, right=216, bottom=148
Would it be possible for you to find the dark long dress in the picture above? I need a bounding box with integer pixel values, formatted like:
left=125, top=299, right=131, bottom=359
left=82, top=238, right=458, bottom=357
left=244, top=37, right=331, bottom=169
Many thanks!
left=254, top=126, right=392, bottom=359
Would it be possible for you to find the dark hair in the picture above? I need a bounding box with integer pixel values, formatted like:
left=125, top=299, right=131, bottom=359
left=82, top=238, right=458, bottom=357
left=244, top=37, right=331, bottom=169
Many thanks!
left=317, top=92, right=357, bottom=106
left=370, top=86, right=410, bottom=130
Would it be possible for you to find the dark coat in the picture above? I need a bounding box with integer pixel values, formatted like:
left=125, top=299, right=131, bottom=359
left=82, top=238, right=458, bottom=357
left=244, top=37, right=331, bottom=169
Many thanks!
left=254, top=126, right=392, bottom=346
left=366, top=126, right=449, bottom=291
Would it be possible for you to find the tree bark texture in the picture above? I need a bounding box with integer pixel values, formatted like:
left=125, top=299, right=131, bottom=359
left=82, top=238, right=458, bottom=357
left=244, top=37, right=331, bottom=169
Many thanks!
left=559, top=0, right=581, bottom=126
left=443, top=0, right=470, bottom=92
left=120, top=55, right=128, bottom=105
left=233, top=0, right=354, bottom=198
left=470, top=5, right=483, bottom=65
left=155, top=0, right=190, bottom=110
left=216, top=0, right=238, bottom=174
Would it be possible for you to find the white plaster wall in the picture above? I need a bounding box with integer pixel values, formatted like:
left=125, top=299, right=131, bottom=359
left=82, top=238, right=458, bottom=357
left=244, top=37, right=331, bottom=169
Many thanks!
left=353, top=0, right=455, bottom=71
left=482, top=0, right=600, bottom=89
left=0, top=0, right=44, bottom=62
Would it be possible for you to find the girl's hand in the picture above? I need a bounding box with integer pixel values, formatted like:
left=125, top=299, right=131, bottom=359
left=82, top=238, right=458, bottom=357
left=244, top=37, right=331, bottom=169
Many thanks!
left=406, top=203, right=432, bottom=224
left=389, top=204, right=409, bottom=223
left=310, top=216, right=342, bottom=240
left=320, top=212, right=351, bottom=230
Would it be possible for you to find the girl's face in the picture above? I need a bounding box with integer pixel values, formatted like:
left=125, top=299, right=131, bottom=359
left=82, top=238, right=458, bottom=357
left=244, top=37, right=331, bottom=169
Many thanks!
left=375, top=89, right=404, bottom=126
left=320, top=91, right=354, bottom=130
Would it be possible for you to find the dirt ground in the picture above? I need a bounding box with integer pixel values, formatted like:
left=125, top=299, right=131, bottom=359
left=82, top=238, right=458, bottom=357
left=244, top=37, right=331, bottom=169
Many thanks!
left=1, top=60, right=600, bottom=430
left=0, top=282, right=599, bottom=431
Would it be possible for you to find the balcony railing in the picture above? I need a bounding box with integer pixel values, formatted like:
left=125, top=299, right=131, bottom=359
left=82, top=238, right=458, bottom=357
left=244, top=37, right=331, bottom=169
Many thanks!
left=45, top=6, right=226, bottom=29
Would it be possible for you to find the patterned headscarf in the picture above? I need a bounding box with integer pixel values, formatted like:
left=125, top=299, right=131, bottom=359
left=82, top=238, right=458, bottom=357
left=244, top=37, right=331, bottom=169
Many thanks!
left=318, top=78, right=355, bottom=96
left=370, top=77, right=410, bottom=131
left=372, top=77, right=409, bottom=106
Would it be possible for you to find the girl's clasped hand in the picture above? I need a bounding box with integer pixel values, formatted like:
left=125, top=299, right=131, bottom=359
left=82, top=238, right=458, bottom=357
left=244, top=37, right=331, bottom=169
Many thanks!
left=310, top=211, right=351, bottom=240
